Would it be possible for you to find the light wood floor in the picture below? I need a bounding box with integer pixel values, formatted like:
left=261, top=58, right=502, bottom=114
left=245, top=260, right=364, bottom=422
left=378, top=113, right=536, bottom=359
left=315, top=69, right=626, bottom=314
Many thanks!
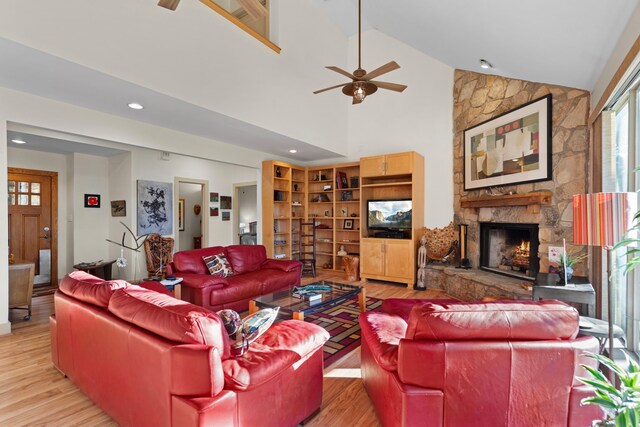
left=0, top=272, right=450, bottom=426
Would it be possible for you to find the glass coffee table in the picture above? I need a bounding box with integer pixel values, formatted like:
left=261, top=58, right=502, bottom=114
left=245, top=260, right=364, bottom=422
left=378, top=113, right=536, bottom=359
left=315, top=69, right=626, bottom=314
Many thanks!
left=249, top=280, right=366, bottom=321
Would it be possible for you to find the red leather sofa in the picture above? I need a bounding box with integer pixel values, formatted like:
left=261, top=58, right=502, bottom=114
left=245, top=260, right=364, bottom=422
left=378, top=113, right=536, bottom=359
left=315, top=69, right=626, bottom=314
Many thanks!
left=166, top=245, right=302, bottom=312
left=50, top=271, right=329, bottom=427
left=359, top=298, right=604, bottom=427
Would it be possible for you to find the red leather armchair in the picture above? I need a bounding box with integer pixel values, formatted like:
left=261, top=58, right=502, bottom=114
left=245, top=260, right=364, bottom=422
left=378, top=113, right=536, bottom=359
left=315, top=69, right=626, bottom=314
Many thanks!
left=166, top=245, right=302, bottom=312
left=51, top=271, right=329, bottom=427
left=359, top=298, right=604, bottom=427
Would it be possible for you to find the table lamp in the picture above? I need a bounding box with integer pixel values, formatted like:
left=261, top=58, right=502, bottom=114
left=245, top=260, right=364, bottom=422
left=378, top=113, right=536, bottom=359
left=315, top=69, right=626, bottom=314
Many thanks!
left=573, top=192, right=637, bottom=359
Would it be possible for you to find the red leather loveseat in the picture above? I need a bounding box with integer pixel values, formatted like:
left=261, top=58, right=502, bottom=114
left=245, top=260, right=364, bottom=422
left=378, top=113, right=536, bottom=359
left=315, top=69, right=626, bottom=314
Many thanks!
left=359, top=299, right=604, bottom=427
left=50, top=271, right=329, bottom=427
left=167, top=245, right=301, bottom=312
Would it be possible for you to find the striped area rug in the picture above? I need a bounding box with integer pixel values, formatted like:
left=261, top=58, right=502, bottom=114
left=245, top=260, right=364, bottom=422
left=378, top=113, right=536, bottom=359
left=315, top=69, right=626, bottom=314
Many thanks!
left=305, top=296, right=383, bottom=367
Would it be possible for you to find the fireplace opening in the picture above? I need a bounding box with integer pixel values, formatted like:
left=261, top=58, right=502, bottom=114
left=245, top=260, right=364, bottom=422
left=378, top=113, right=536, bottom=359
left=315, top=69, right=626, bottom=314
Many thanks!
left=479, top=222, right=539, bottom=281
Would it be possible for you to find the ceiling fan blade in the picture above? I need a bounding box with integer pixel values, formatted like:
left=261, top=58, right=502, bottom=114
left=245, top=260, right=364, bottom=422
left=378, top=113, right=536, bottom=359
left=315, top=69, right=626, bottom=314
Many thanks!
left=157, top=0, right=180, bottom=10
left=237, top=0, right=268, bottom=21
left=371, top=81, right=408, bottom=92
left=326, top=66, right=356, bottom=80
left=313, top=83, right=349, bottom=94
left=362, top=61, right=400, bottom=81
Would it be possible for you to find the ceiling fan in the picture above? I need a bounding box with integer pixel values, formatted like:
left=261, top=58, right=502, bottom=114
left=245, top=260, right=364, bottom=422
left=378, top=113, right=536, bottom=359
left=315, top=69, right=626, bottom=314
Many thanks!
left=158, top=0, right=267, bottom=21
left=313, top=0, right=407, bottom=104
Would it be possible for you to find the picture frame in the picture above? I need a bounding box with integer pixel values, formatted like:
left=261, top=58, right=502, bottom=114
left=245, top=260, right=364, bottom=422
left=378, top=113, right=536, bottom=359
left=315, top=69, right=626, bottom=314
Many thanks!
left=210, top=192, right=219, bottom=203
left=222, top=211, right=231, bottom=221
left=463, top=94, right=552, bottom=190
left=178, top=198, right=185, bottom=231
left=341, top=190, right=353, bottom=201
left=110, top=200, right=126, bottom=217
left=137, top=180, right=173, bottom=235
left=343, top=219, right=354, bottom=230
left=84, top=194, right=100, bottom=208
left=210, top=207, right=219, bottom=217
left=220, top=196, right=232, bottom=209
left=340, top=207, right=348, bottom=217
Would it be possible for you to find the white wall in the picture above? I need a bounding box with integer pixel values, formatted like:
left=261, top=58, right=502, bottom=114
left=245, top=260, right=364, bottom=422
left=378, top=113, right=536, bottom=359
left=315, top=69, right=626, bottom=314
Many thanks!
left=591, top=2, right=640, bottom=109
left=0, top=0, right=349, bottom=155
left=178, top=182, right=203, bottom=252
left=107, top=152, right=133, bottom=280
left=238, top=185, right=258, bottom=228
left=308, top=30, right=455, bottom=228
left=7, top=147, right=72, bottom=276
left=73, top=153, right=110, bottom=264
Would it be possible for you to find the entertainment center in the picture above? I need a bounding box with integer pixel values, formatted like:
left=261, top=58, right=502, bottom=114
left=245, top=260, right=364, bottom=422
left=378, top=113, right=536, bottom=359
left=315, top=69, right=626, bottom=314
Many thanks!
left=262, top=151, right=424, bottom=286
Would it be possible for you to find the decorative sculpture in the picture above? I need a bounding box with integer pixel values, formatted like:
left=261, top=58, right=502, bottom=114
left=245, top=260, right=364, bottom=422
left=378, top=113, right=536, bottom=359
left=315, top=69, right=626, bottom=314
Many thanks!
left=337, top=245, right=347, bottom=256
left=343, top=255, right=359, bottom=281
left=422, top=221, right=459, bottom=265
left=416, top=235, right=427, bottom=290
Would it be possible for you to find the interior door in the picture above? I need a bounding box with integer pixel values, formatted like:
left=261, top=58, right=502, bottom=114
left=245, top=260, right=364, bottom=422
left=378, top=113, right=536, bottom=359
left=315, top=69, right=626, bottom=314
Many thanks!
left=8, top=169, right=57, bottom=288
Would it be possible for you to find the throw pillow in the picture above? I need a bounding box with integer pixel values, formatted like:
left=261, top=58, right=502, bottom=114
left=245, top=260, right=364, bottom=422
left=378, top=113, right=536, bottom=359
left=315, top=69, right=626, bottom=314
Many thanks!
left=203, top=254, right=234, bottom=277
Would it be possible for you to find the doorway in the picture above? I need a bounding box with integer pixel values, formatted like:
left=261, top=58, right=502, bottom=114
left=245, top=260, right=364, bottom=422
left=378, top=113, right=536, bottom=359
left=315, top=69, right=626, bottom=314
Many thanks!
left=233, top=182, right=258, bottom=245
left=8, top=168, right=58, bottom=290
left=175, top=178, right=208, bottom=252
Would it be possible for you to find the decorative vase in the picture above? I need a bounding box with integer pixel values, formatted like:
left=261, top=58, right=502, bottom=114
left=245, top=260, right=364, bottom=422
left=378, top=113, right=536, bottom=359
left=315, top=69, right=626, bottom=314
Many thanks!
left=557, top=266, right=573, bottom=285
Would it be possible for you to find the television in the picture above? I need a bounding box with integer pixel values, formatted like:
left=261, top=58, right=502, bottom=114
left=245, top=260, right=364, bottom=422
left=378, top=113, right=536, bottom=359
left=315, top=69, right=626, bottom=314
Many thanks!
left=367, top=199, right=412, bottom=230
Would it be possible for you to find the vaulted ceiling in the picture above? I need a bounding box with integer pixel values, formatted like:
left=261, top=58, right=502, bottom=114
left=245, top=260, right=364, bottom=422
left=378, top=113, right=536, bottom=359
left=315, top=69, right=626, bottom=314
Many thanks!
left=313, top=0, right=640, bottom=90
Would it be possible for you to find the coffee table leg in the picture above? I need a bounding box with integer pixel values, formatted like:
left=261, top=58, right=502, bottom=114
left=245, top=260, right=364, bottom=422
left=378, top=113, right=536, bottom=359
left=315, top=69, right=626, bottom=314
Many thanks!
left=293, top=311, right=304, bottom=321
left=249, top=300, right=258, bottom=314
left=359, top=289, right=366, bottom=312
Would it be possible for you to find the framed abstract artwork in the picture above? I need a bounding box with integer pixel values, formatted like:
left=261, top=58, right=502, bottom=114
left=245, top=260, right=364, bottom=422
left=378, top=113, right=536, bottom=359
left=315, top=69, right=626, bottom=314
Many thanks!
left=221, top=211, right=231, bottom=221
left=463, top=94, right=552, bottom=190
left=84, top=194, right=100, bottom=208
left=137, top=180, right=173, bottom=235
left=220, top=196, right=232, bottom=209
left=210, top=207, right=219, bottom=217
left=110, top=200, right=126, bottom=217
left=210, top=192, right=219, bottom=203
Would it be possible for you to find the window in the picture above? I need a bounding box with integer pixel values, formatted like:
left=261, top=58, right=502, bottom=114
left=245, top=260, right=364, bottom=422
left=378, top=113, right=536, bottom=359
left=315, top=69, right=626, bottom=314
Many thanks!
left=605, top=73, right=640, bottom=352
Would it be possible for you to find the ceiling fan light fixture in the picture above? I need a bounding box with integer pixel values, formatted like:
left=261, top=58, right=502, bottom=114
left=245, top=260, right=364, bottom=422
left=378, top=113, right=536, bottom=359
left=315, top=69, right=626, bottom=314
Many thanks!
left=479, top=59, right=493, bottom=69
left=353, top=82, right=367, bottom=103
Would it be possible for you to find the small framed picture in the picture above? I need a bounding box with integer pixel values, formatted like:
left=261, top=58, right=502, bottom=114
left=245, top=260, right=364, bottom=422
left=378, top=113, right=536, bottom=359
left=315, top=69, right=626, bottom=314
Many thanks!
left=340, top=207, right=348, bottom=217
left=222, top=211, right=231, bottom=221
left=341, top=190, right=353, bottom=201
left=178, top=198, right=185, bottom=231
left=343, top=219, right=354, bottom=230
left=210, top=207, right=219, bottom=217
left=84, top=194, right=100, bottom=208
left=110, top=200, right=126, bottom=217
left=324, top=210, right=331, bottom=217
left=323, top=184, right=332, bottom=191
left=220, top=196, right=232, bottom=209
left=210, top=192, right=219, bottom=203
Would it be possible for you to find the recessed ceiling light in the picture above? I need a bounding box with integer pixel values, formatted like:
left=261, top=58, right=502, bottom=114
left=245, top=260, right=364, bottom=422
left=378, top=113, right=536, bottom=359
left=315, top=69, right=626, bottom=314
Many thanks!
left=479, top=59, right=493, bottom=70
left=11, top=139, right=26, bottom=144
left=288, top=149, right=298, bottom=154
left=128, top=102, right=144, bottom=110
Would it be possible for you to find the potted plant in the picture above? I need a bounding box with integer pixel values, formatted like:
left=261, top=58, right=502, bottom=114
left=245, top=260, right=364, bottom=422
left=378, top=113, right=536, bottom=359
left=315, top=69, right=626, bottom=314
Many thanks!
left=557, top=252, right=587, bottom=284
left=578, top=352, right=640, bottom=426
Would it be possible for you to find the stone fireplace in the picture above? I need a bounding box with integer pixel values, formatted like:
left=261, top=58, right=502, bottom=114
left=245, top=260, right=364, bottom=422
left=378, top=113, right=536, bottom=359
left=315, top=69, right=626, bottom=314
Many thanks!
left=479, top=222, right=539, bottom=281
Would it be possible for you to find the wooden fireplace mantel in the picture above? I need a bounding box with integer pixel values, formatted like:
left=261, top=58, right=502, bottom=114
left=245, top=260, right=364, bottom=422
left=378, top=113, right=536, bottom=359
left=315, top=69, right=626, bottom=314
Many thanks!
left=460, top=191, right=553, bottom=214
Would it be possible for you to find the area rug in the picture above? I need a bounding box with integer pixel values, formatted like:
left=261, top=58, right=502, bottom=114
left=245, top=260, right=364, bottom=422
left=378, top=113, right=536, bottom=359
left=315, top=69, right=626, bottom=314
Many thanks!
left=305, top=296, right=383, bottom=367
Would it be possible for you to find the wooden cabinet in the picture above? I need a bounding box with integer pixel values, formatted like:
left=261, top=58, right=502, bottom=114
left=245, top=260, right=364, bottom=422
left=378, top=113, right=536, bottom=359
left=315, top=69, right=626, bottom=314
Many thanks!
left=361, top=152, right=413, bottom=177
left=360, top=151, right=424, bottom=286
left=360, top=239, right=385, bottom=276
left=360, top=238, right=413, bottom=284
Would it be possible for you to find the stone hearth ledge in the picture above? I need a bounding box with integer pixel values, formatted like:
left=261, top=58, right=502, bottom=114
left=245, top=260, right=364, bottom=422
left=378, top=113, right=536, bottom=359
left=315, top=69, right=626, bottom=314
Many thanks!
left=425, top=265, right=533, bottom=301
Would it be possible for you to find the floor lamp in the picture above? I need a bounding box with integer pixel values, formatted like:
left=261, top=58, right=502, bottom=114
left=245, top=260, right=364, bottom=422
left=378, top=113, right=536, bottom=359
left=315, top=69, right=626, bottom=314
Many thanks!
left=573, top=192, right=637, bottom=360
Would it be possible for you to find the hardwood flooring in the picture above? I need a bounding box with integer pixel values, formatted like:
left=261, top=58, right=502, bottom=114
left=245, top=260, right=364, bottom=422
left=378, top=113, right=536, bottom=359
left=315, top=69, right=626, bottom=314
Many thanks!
left=0, top=272, right=450, bottom=426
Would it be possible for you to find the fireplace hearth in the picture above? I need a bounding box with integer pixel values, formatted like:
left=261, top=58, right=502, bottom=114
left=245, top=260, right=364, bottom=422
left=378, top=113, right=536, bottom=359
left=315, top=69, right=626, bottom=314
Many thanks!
left=479, top=223, right=539, bottom=281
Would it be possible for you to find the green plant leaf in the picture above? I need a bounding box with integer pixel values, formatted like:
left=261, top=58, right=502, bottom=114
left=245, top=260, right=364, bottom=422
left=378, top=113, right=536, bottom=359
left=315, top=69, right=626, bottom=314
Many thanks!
left=582, top=396, right=618, bottom=410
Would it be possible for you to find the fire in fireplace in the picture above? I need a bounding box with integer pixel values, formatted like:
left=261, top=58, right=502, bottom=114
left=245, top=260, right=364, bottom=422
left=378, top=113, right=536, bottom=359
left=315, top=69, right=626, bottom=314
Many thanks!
left=479, top=222, right=539, bottom=280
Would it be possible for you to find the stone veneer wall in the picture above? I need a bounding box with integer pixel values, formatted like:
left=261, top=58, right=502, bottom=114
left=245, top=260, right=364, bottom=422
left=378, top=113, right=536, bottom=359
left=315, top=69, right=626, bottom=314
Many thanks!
left=453, top=70, right=590, bottom=276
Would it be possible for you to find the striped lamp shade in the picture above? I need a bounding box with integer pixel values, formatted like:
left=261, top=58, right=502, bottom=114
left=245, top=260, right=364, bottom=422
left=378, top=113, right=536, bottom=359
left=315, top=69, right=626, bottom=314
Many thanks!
left=573, top=192, right=637, bottom=248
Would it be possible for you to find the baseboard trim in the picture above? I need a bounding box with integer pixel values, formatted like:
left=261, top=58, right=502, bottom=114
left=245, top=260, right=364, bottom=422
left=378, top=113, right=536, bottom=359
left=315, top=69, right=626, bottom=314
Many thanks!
left=0, top=321, right=12, bottom=336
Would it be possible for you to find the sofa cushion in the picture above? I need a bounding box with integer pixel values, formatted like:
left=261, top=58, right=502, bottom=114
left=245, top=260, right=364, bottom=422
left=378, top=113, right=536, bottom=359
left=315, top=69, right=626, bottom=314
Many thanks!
left=59, top=271, right=128, bottom=308
left=382, top=298, right=460, bottom=321
left=203, top=254, right=234, bottom=278
left=210, top=275, right=263, bottom=306
left=406, top=300, right=579, bottom=341
left=222, top=321, right=329, bottom=391
left=109, top=287, right=230, bottom=359
left=173, top=247, right=225, bottom=275
left=225, top=245, right=267, bottom=275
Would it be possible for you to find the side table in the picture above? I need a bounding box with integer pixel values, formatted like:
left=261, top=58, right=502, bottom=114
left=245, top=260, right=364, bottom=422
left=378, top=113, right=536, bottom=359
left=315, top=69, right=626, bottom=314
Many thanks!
left=138, top=278, right=183, bottom=300
left=73, top=260, right=116, bottom=280
left=578, top=316, right=625, bottom=354
left=532, top=274, right=595, bottom=317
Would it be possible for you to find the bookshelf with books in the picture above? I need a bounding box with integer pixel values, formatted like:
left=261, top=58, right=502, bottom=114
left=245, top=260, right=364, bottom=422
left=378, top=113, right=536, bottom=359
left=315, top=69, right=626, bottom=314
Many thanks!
left=262, top=160, right=360, bottom=271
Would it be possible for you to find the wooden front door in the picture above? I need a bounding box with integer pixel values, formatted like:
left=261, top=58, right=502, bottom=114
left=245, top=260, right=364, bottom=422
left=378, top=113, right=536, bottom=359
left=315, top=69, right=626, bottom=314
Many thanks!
left=8, top=168, right=57, bottom=288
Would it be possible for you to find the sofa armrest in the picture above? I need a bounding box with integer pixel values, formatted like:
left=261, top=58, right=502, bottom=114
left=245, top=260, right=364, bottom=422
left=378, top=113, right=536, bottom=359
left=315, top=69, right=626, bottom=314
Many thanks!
left=172, top=392, right=237, bottom=427
left=261, top=259, right=302, bottom=273
left=176, top=273, right=227, bottom=290
left=166, top=262, right=176, bottom=276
